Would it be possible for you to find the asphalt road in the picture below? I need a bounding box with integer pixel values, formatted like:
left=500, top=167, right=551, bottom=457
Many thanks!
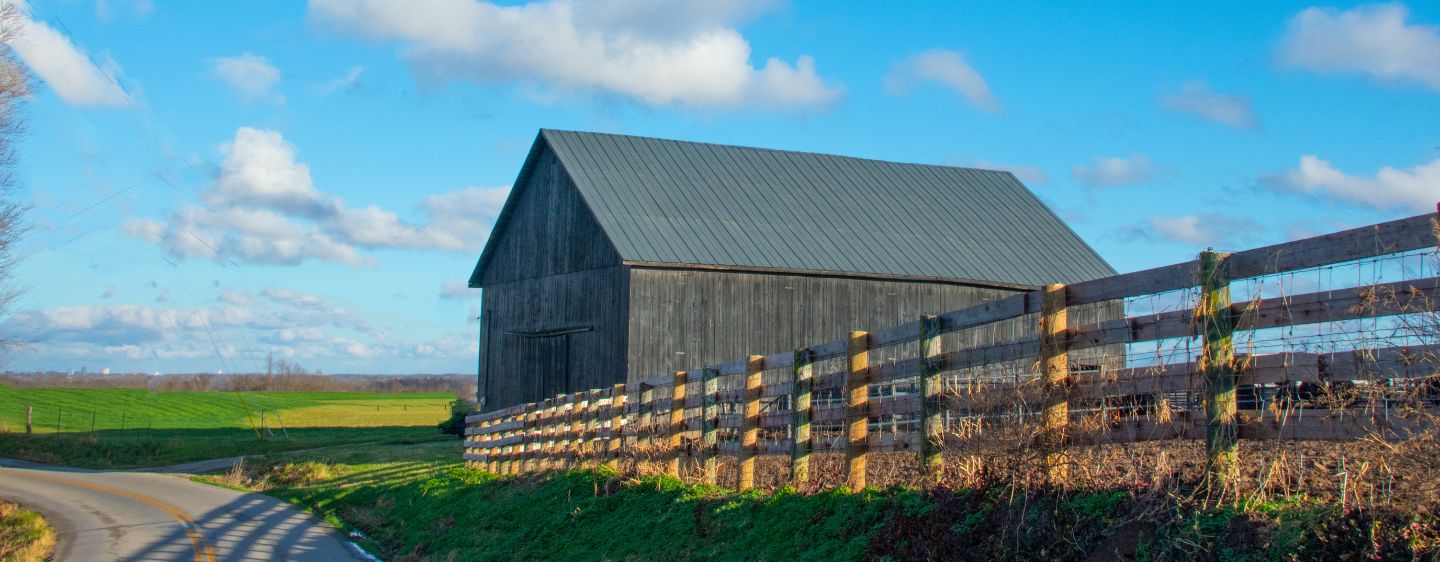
left=0, top=459, right=368, bottom=561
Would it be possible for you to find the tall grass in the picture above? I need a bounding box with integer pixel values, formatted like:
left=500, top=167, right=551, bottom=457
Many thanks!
left=0, top=500, right=53, bottom=562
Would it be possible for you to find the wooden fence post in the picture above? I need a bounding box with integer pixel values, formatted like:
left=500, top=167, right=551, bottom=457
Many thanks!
left=607, top=383, right=626, bottom=468
left=522, top=402, right=538, bottom=473
left=846, top=331, right=870, bottom=491
left=534, top=398, right=552, bottom=472
left=701, top=368, right=720, bottom=485
left=569, top=391, right=586, bottom=468
left=639, top=383, right=656, bottom=470
left=791, top=348, right=814, bottom=486
left=25, top=404, right=31, bottom=434
left=483, top=417, right=498, bottom=473
left=466, top=418, right=481, bottom=470
left=501, top=417, right=514, bottom=474
left=738, top=355, right=764, bottom=491
left=1040, top=283, right=1070, bottom=485
left=918, top=315, right=943, bottom=479
left=1200, top=250, right=1238, bottom=492
left=564, top=393, right=581, bottom=469
left=501, top=415, right=513, bottom=473
left=587, top=388, right=603, bottom=462
left=541, top=397, right=557, bottom=471
left=668, top=370, right=688, bottom=477
left=515, top=410, right=530, bottom=474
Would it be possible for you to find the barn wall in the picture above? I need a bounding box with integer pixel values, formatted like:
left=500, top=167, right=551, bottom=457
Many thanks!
left=623, top=268, right=1022, bottom=381
left=476, top=147, right=621, bottom=287
left=479, top=266, right=629, bottom=411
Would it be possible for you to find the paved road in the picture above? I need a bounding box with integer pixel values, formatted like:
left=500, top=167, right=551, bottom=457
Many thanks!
left=0, top=459, right=368, bottom=561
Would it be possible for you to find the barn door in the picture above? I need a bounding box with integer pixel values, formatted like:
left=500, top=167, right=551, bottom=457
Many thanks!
left=524, top=335, right=569, bottom=402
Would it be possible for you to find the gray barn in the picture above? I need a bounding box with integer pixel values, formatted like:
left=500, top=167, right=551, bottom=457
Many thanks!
left=468, top=130, right=1115, bottom=411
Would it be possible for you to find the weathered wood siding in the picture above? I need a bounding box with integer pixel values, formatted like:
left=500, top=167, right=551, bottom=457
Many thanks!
left=479, top=267, right=629, bottom=411
left=475, top=147, right=621, bottom=287
left=623, top=268, right=1021, bottom=380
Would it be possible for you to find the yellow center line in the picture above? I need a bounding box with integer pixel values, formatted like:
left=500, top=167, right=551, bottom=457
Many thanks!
left=9, top=469, right=217, bottom=562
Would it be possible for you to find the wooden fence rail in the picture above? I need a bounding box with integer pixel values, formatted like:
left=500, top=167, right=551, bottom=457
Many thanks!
left=464, top=213, right=1440, bottom=489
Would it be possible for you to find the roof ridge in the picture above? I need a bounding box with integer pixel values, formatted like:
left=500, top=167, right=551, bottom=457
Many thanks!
left=540, top=128, right=1018, bottom=177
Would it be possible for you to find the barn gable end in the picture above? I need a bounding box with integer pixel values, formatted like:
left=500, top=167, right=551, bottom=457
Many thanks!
left=469, top=140, right=622, bottom=287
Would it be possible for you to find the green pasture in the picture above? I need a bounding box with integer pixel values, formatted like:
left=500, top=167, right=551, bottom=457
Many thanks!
left=0, top=387, right=453, bottom=433
left=0, top=386, right=458, bottom=468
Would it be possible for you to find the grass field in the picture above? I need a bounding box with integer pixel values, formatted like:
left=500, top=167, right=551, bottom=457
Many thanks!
left=0, top=499, right=53, bottom=562
left=0, top=387, right=454, bottom=432
left=201, top=443, right=1440, bottom=562
left=0, top=386, right=458, bottom=468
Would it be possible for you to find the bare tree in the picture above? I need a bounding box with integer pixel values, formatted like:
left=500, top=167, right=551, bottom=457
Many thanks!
left=0, top=1, right=31, bottom=359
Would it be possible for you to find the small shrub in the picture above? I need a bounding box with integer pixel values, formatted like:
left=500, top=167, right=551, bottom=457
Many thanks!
left=437, top=400, right=478, bottom=436
left=269, top=461, right=334, bottom=487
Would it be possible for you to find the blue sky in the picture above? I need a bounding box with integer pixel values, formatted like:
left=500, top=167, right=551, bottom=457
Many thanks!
left=3, top=0, right=1438, bottom=374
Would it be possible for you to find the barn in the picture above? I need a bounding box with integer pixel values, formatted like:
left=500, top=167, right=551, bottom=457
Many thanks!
left=468, top=130, right=1116, bottom=411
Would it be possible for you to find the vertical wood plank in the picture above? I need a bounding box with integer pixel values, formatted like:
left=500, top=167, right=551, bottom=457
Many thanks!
left=524, top=401, right=544, bottom=474
left=475, top=418, right=491, bottom=471
left=549, top=395, right=565, bottom=471
left=738, top=355, right=765, bottom=491
left=790, top=348, right=814, bottom=486
left=1200, top=250, right=1238, bottom=492
left=543, top=397, right=561, bottom=471
left=607, top=383, right=626, bottom=467
left=572, top=391, right=589, bottom=465
left=570, top=393, right=583, bottom=468
left=501, top=415, right=515, bottom=475
left=846, top=331, right=870, bottom=491
left=918, top=315, right=943, bottom=478
left=640, top=383, right=656, bottom=471
left=569, top=393, right=581, bottom=466
left=538, top=398, right=553, bottom=471
left=701, top=368, right=720, bottom=485
left=499, top=414, right=514, bottom=474
left=668, top=370, right=689, bottom=476
left=587, top=388, right=603, bottom=461
left=1040, top=283, right=1070, bottom=485
left=485, top=417, right=498, bottom=474
left=505, top=414, right=517, bottom=475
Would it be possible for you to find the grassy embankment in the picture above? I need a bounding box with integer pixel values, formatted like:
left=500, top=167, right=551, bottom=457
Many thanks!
left=204, top=440, right=1440, bottom=562
left=0, top=386, right=454, bottom=468
left=0, top=500, right=53, bottom=562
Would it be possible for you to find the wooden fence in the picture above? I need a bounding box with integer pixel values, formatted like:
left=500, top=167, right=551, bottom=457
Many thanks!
left=464, top=213, right=1440, bottom=490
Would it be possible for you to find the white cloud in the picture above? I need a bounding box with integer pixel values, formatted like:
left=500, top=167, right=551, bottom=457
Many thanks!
left=307, top=0, right=839, bottom=110
left=209, top=53, right=284, bottom=104
left=1146, top=214, right=1262, bottom=247
left=2, top=290, right=481, bottom=371
left=439, top=280, right=479, bottom=300
left=7, top=12, right=130, bottom=106
left=124, top=127, right=510, bottom=267
left=207, top=128, right=331, bottom=217
left=1266, top=154, right=1440, bottom=212
left=1071, top=154, right=1154, bottom=187
left=882, top=49, right=999, bottom=112
left=1279, top=4, right=1440, bottom=90
left=319, top=65, right=364, bottom=94
left=1161, top=81, right=1257, bottom=128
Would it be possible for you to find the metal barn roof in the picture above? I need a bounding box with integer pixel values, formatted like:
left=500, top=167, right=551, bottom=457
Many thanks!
left=478, top=129, right=1115, bottom=288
